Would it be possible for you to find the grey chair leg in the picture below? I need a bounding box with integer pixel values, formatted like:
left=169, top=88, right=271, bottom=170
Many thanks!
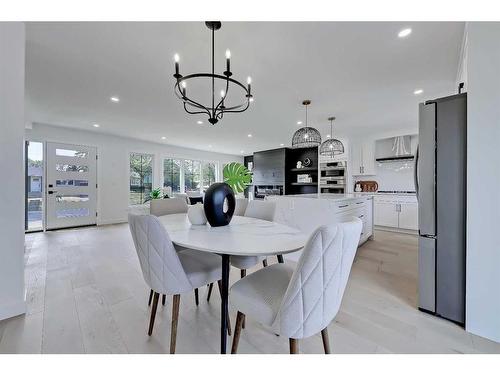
left=277, top=254, right=284, bottom=263
left=231, top=311, right=245, bottom=354
left=162, top=294, right=166, bottom=306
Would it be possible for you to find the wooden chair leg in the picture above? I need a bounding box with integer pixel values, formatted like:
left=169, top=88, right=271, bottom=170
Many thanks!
left=217, top=280, right=232, bottom=336
left=262, top=259, right=268, bottom=267
left=231, top=311, right=245, bottom=354
left=277, top=254, right=284, bottom=263
left=239, top=270, right=247, bottom=329
left=148, top=292, right=159, bottom=336
left=148, top=289, right=153, bottom=306
left=207, top=283, right=214, bottom=302
left=289, top=338, right=299, bottom=354
left=194, top=288, right=199, bottom=306
left=162, top=294, right=166, bottom=306
left=321, top=328, right=331, bottom=354
left=170, top=294, right=181, bottom=354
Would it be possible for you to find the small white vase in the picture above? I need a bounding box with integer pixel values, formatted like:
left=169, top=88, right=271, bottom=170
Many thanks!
left=187, top=203, right=207, bottom=225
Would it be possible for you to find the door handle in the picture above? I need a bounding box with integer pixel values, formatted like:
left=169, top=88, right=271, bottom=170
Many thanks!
left=414, top=145, right=419, bottom=200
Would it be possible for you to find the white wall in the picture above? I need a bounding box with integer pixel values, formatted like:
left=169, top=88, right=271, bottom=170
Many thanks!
left=0, top=23, right=26, bottom=320
left=26, top=123, right=242, bottom=225
left=466, top=22, right=500, bottom=343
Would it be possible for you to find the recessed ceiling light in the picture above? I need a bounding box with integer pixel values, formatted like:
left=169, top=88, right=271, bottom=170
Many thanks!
left=247, top=134, right=252, bottom=138
left=414, top=89, right=424, bottom=95
left=93, top=123, right=100, bottom=128
left=280, top=143, right=284, bottom=147
left=326, top=134, right=331, bottom=138
left=110, top=96, right=120, bottom=103
left=161, top=136, right=166, bottom=140
left=197, top=120, right=203, bottom=125
left=240, top=150, right=244, bottom=154
left=297, top=121, right=303, bottom=125
left=398, top=28, right=412, bottom=38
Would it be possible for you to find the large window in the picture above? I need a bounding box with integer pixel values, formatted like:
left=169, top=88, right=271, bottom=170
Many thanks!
left=163, top=158, right=219, bottom=194
left=183, top=159, right=202, bottom=193
left=129, top=153, right=153, bottom=205
left=25, top=141, right=44, bottom=232
left=163, top=158, right=182, bottom=193
left=202, top=162, right=217, bottom=190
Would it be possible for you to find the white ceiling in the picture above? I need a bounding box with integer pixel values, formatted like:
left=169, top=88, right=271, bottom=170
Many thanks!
left=26, top=22, right=464, bottom=155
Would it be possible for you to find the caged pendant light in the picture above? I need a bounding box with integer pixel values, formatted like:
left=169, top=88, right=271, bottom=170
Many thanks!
left=291, top=100, right=322, bottom=148
left=320, top=116, right=345, bottom=157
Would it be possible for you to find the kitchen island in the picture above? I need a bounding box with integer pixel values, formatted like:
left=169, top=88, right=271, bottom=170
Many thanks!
left=266, top=193, right=374, bottom=261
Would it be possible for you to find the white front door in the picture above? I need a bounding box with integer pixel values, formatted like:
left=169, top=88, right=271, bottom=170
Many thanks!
left=46, top=142, right=97, bottom=230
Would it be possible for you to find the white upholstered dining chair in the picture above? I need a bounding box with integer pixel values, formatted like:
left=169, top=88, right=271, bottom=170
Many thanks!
left=229, top=217, right=363, bottom=354
left=150, top=197, right=188, bottom=216
left=128, top=213, right=224, bottom=354
left=234, top=198, right=249, bottom=216
left=230, top=200, right=277, bottom=275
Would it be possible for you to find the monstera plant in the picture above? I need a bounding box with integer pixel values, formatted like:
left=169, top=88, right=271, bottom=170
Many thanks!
left=223, top=162, right=252, bottom=194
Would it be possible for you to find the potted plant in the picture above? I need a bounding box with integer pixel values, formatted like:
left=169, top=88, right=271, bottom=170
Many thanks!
left=222, top=162, right=252, bottom=195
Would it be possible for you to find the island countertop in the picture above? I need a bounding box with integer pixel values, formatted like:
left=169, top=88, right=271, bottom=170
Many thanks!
left=279, top=193, right=374, bottom=201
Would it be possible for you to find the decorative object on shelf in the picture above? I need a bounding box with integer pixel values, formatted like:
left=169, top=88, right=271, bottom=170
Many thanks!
left=172, top=21, right=253, bottom=125
left=223, top=162, right=252, bottom=193
left=292, top=100, right=322, bottom=148
left=297, top=174, right=312, bottom=183
left=320, top=117, right=345, bottom=157
left=355, top=183, right=362, bottom=192
left=296, top=161, right=303, bottom=169
left=188, top=203, right=208, bottom=225
left=203, top=183, right=235, bottom=227
left=303, top=158, right=312, bottom=167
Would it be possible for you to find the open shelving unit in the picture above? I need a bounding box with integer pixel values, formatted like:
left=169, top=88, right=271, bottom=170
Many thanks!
left=285, top=146, right=319, bottom=195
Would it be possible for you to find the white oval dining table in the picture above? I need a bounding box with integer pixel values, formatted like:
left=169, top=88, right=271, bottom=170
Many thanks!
left=157, top=213, right=307, bottom=354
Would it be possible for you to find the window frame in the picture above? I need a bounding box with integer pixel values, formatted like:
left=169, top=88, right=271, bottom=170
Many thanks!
left=162, top=157, right=220, bottom=194
left=129, top=152, right=154, bottom=206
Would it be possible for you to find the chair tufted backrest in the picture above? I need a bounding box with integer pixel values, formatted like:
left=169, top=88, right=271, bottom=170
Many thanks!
left=128, top=213, right=193, bottom=295
left=244, top=200, right=276, bottom=222
left=234, top=198, right=249, bottom=216
left=150, top=197, right=188, bottom=216
left=276, top=217, right=362, bottom=339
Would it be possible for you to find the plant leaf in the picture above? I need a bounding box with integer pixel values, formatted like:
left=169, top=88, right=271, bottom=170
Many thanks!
left=223, top=162, right=252, bottom=194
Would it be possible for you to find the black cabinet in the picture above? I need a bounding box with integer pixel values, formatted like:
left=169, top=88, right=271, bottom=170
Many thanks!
left=252, top=148, right=286, bottom=185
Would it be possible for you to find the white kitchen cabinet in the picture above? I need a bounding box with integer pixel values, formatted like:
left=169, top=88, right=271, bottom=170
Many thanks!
left=351, top=140, right=375, bottom=176
left=374, top=201, right=399, bottom=227
left=374, top=195, right=418, bottom=231
left=398, top=202, right=418, bottom=230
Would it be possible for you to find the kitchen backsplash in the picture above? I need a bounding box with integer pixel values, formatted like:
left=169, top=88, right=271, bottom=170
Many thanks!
left=355, top=161, right=415, bottom=192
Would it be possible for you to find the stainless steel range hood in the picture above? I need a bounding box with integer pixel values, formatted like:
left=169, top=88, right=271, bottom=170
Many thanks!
left=375, top=135, right=415, bottom=162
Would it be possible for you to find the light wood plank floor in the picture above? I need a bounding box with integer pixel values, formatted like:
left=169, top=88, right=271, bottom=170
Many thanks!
left=1, top=225, right=499, bottom=354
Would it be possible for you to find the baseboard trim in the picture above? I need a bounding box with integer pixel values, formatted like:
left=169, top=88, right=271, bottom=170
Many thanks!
left=0, top=299, right=26, bottom=321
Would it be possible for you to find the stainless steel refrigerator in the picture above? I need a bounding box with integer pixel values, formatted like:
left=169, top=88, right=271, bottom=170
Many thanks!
left=415, top=93, right=466, bottom=326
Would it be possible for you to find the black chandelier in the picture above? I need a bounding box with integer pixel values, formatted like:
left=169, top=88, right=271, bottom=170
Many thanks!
left=291, top=100, right=322, bottom=148
left=320, top=117, right=345, bottom=157
left=173, top=21, right=253, bottom=125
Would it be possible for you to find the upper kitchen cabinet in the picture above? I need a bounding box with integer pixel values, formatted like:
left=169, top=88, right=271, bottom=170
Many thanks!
left=351, top=140, right=376, bottom=176
left=252, top=148, right=286, bottom=185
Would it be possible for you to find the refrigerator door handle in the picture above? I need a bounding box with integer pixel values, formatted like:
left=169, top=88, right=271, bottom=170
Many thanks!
left=414, top=145, right=419, bottom=200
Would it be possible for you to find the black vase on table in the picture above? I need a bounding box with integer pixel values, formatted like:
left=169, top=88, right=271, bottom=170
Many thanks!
left=203, top=183, right=235, bottom=227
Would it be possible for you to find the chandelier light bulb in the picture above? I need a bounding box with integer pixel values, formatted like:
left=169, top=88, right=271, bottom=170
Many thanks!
left=181, top=81, right=187, bottom=88
left=247, top=77, right=252, bottom=84
left=220, top=90, right=225, bottom=98
left=174, top=53, right=180, bottom=62
left=225, top=49, right=231, bottom=59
